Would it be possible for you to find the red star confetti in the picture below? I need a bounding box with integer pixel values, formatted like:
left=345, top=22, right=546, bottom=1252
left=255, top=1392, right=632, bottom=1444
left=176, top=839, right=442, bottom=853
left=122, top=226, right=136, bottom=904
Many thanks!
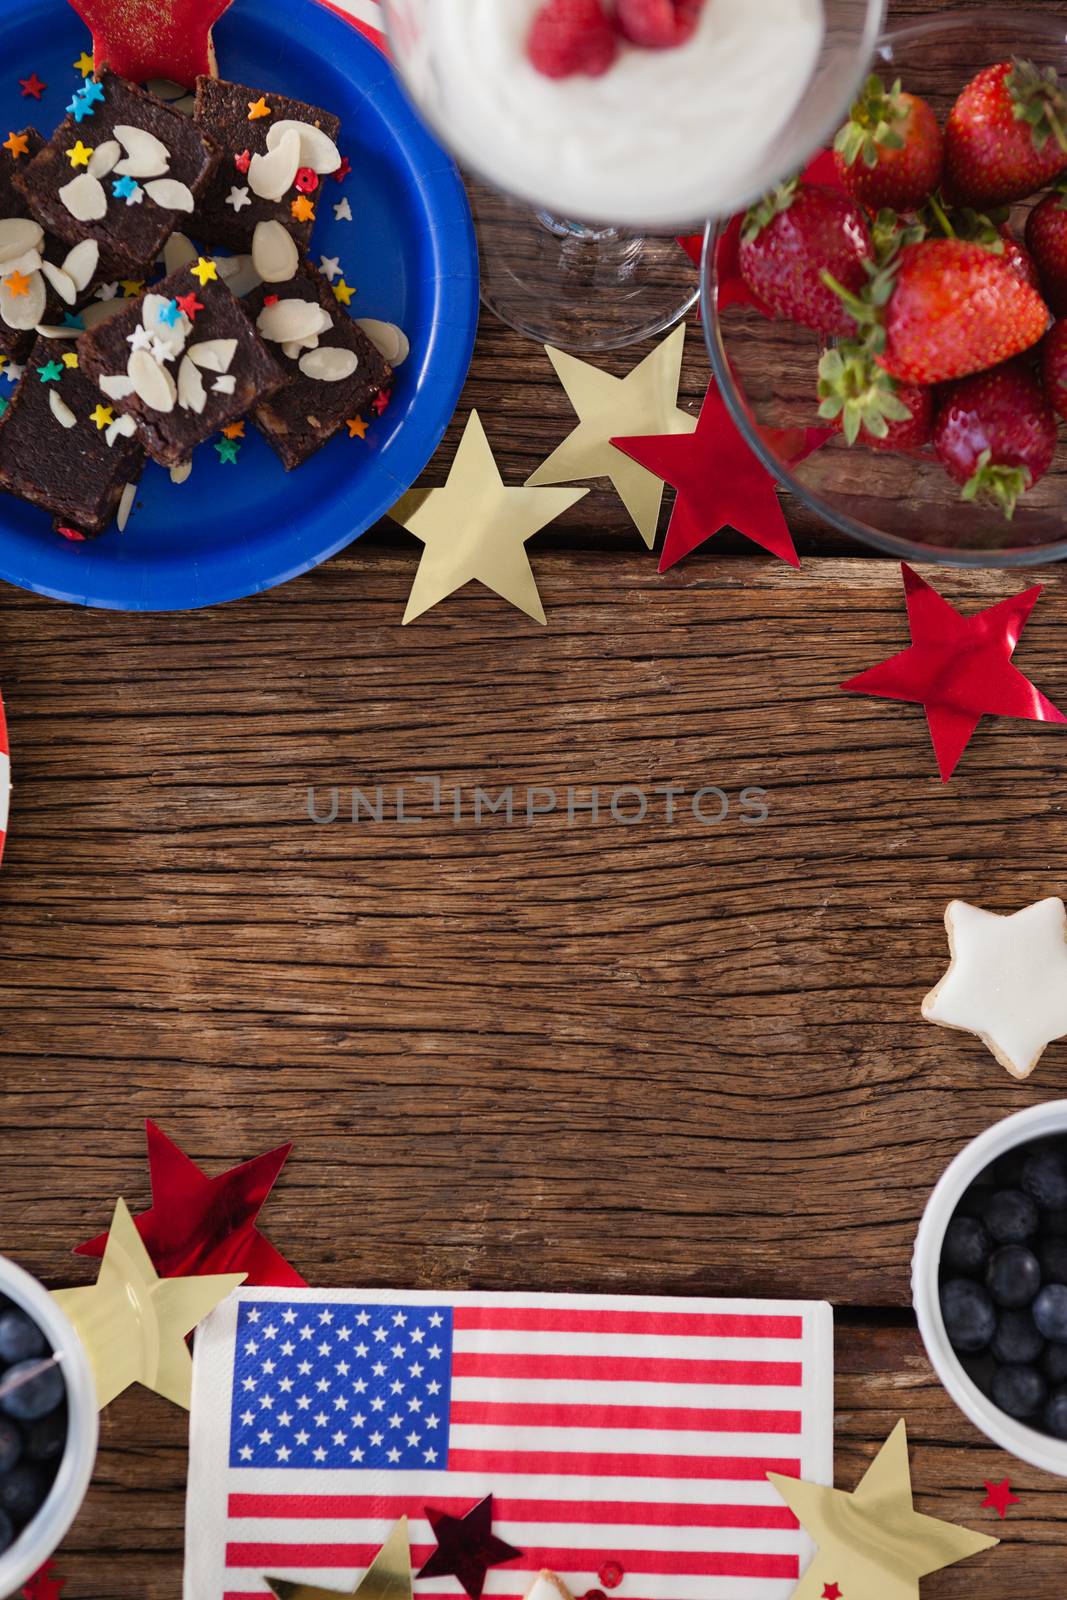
left=234, top=148, right=252, bottom=174
left=613, top=379, right=829, bottom=572
left=418, top=1496, right=523, bottom=1600
left=19, top=74, right=47, bottom=101
left=334, top=155, right=352, bottom=183
left=822, top=1586, right=843, bottom=1600
left=74, top=1119, right=305, bottom=1286
left=64, top=0, right=234, bottom=87
left=841, top=563, right=1067, bottom=781
left=176, top=291, right=204, bottom=320
left=373, top=387, right=391, bottom=416
left=981, top=1479, right=1020, bottom=1519
left=22, top=1562, right=65, bottom=1600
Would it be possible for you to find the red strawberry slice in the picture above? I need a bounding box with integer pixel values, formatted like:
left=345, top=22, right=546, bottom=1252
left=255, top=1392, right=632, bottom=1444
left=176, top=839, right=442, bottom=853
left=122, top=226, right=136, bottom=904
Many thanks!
left=527, top=0, right=618, bottom=79
left=615, top=0, right=704, bottom=48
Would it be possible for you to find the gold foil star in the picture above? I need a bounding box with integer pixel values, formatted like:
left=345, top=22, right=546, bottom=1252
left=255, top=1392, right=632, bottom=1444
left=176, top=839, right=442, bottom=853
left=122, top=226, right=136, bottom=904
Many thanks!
left=526, top=324, right=695, bottom=547
left=190, top=256, right=218, bottom=287
left=74, top=51, right=96, bottom=77
left=769, top=1421, right=998, bottom=1600
left=390, top=410, right=587, bottom=625
left=66, top=140, right=94, bottom=168
left=53, top=1197, right=245, bottom=1410
left=266, top=1517, right=414, bottom=1600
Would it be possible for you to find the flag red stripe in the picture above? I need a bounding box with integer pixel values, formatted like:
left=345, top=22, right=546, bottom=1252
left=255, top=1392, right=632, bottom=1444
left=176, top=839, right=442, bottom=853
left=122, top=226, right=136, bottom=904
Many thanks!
left=225, top=1544, right=798, bottom=1579
left=452, top=1354, right=802, bottom=1386
left=447, top=1449, right=800, bottom=1480
left=227, top=1493, right=799, bottom=1530
left=453, top=1308, right=803, bottom=1339
left=451, top=1400, right=802, bottom=1433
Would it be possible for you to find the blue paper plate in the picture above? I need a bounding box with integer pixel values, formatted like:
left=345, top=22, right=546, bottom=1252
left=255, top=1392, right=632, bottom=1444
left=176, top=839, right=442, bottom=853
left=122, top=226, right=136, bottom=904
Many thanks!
left=0, top=0, right=478, bottom=610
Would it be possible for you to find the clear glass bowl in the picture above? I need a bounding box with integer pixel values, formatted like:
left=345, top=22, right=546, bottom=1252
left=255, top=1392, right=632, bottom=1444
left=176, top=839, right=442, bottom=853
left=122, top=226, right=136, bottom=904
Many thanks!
left=702, top=8, right=1067, bottom=567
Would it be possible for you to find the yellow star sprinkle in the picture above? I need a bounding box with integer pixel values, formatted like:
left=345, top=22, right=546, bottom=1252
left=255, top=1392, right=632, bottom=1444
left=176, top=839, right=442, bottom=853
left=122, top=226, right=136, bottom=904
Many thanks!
left=291, top=195, right=315, bottom=223
left=346, top=415, right=368, bottom=439
left=3, top=132, right=29, bottom=160
left=89, top=404, right=114, bottom=430
left=62, top=352, right=79, bottom=369
left=120, top=279, right=145, bottom=298
left=190, top=256, right=218, bottom=287
left=333, top=280, right=354, bottom=306
left=74, top=51, right=96, bottom=78
left=4, top=270, right=31, bottom=298
left=248, top=96, right=272, bottom=120
left=66, top=140, right=94, bottom=169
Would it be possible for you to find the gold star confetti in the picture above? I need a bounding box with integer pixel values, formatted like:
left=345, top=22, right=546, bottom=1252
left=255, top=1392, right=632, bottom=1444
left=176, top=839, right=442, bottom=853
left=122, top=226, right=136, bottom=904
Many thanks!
left=62, top=352, right=79, bottom=369
left=66, top=140, right=94, bottom=168
left=120, top=279, right=145, bottom=297
left=191, top=256, right=218, bottom=286
left=74, top=50, right=96, bottom=77
left=332, top=280, right=354, bottom=306
left=266, top=1517, right=414, bottom=1600
left=89, top=404, right=113, bottom=430
left=291, top=195, right=315, bottom=223
left=346, top=415, right=368, bottom=439
left=221, top=420, right=245, bottom=440
left=3, top=132, right=30, bottom=160
left=248, top=96, right=272, bottom=120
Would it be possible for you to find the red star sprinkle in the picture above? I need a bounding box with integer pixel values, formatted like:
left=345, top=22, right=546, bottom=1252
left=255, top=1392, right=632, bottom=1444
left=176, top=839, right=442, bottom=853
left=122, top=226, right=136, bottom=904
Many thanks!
left=981, top=1478, right=1020, bottom=1518
left=613, top=379, right=830, bottom=573
left=821, top=1586, right=843, bottom=1600
left=74, top=1119, right=305, bottom=1286
left=19, top=74, right=47, bottom=100
left=176, top=291, right=204, bottom=319
left=418, top=1496, right=523, bottom=1600
left=234, top=148, right=252, bottom=174
left=22, top=1561, right=65, bottom=1600
left=372, top=387, right=391, bottom=416
left=55, top=525, right=86, bottom=542
left=334, top=155, right=351, bottom=183
left=64, top=0, right=234, bottom=87
left=841, top=563, right=1067, bottom=781
left=263, top=293, right=279, bottom=307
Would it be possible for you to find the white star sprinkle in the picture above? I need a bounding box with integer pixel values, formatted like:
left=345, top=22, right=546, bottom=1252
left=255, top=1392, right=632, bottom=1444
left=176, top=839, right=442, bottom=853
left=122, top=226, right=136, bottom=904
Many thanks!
left=126, top=325, right=153, bottom=352
left=319, top=255, right=341, bottom=281
left=95, top=281, right=119, bottom=301
left=226, top=185, right=251, bottom=212
left=334, top=198, right=352, bottom=222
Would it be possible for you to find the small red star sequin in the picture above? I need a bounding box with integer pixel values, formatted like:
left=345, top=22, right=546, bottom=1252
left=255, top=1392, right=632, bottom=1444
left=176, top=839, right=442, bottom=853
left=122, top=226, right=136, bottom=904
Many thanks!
left=176, top=291, right=204, bottom=320
left=372, top=388, right=391, bottom=416
left=22, top=1559, right=66, bottom=1599
left=981, top=1479, right=1020, bottom=1519
left=334, top=155, right=351, bottom=182
left=234, top=148, right=252, bottom=174
left=294, top=166, right=319, bottom=194
left=19, top=74, right=47, bottom=100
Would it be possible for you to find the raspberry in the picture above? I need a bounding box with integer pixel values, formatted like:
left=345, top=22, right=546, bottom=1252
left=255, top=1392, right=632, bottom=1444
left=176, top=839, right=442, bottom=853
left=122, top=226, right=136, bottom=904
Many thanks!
left=615, top=0, right=704, bottom=48
left=526, top=0, right=619, bottom=79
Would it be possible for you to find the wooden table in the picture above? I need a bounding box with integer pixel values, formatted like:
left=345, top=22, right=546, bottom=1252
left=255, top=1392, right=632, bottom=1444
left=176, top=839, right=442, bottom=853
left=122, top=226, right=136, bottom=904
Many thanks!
left=6, top=2, right=1067, bottom=1593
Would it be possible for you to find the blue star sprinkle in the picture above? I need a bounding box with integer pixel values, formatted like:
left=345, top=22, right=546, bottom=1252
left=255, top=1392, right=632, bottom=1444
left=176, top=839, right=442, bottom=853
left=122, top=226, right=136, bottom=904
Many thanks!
left=66, top=95, right=93, bottom=123
left=62, top=312, right=85, bottom=331
left=157, top=299, right=182, bottom=328
left=80, top=81, right=106, bottom=107
left=112, top=175, right=138, bottom=201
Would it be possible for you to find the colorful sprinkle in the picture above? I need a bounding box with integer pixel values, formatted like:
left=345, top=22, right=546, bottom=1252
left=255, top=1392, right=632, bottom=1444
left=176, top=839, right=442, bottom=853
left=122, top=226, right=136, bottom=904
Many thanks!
left=62, top=312, right=85, bottom=330
left=334, top=156, right=351, bottom=183
left=66, top=94, right=94, bottom=124
left=291, top=195, right=315, bottom=223
left=67, top=140, right=94, bottom=168
left=0, top=396, right=8, bottom=417
left=157, top=298, right=182, bottom=328
left=89, top=403, right=114, bottom=430
left=120, top=279, right=145, bottom=298
left=81, top=81, right=105, bottom=107
left=19, top=74, right=47, bottom=101
left=294, top=167, right=319, bottom=194
left=247, top=96, right=272, bottom=121
left=74, top=51, right=95, bottom=77
left=190, top=257, right=218, bottom=287
left=346, top=415, right=368, bottom=439
left=263, top=294, right=279, bottom=307
left=226, top=185, right=251, bottom=212
left=234, top=148, right=252, bottom=174
left=215, top=436, right=241, bottom=464
left=221, top=420, right=245, bottom=440
left=112, top=174, right=139, bottom=199
left=176, top=291, right=204, bottom=320
left=318, top=255, right=341, bottom=282
left=56, top=524, right=86, bottom=541
left=4, top=269, right=31, bottom=297
left=2, top=132, right=29, bottom=159
left=62, top=352, right=79, bottom=369
left=372, top=388, right=391, bottom=416
left=332, top=280, right=354, bottom=306
left=334, top=197, right=352, bottom=222
left=37, top=360, right=64, bottom=384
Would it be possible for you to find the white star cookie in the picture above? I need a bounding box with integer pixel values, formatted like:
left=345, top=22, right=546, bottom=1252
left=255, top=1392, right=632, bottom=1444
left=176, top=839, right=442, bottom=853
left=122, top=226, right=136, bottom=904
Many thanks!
left=923, top=897, right=1067, bottom=1079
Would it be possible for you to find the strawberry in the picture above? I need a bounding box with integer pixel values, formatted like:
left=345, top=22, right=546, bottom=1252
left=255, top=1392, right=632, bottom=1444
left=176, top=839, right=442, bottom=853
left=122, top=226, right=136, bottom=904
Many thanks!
left=615, top=0, right=704, bottom=48
left=739, top=180, right=871, bottom=335
left=1026, top=191, right=1067, bottom=314
left=1041, top=319, right=1067, bottom=421
left=526, top=0, right=618, bottom=79
left=934, top=359, right=1058, bottom=519
left=818, top=341, right=933, bottom=450
left=998, top=228, right=1043, bottom=292
left=945, top=59, right=1067, bottom=206
left=834, top=75, right=943, bottom=211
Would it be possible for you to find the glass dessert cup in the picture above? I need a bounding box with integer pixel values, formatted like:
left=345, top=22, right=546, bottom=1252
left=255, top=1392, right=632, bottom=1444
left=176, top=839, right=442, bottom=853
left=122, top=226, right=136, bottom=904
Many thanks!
left=703, top=8, right=1067, bottom=567
left=381, top=0, right=886, bottom=351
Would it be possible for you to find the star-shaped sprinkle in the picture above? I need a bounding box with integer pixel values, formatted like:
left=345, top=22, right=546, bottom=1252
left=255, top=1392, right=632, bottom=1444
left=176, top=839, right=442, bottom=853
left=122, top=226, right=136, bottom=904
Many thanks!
left=157, top=298, right=182, bottom=328
left=4, top=269, right=31, bottom=298
left=67, top=94, right=93, bottom=124
left=191, top=256, right=218, bottom=286
left=3, top=132, right=29, bottom=160
left=334, top=197, right=352, bottom=222
left=822, top=1587, right=842, bottom=1600
left=66, top=139, right=94, bottom=168
left=62, top=312, right=85, bottom=330
left=90, top=403, right=114, bottom=429
left=95, top=281, right=119, bottom=301
left=291, top=195, right=315, bottom=223
left=37, top=360, right=64, bottom=384
left=226, top=185, right=251, bottom=211
left=112, top=173, right=138, bottom=199
left=120, top=278, right=145, bottom=297
left=74, top=51, right=95, bottom=76
left=840, top=563, right=1066, bottom=781
left=216, top=436, right=241, bottom=464
left=234, top=147, right=251, bottom=173
left=334, top=155, right=351, bottom=183
left=769, top=1421, right=996, bottom=1600
left=319, top=256, right=341, bottom=282
left=248, top=96, right=272, bottom=120
left=221, top=420, right=245, bottom=440
left=347, top=415, right=368, bottom=439
left=923, top=897, right=1067, bottom=1080
left=372, top=388, right=391, bottom=417
left=81, top=80, right=105, bottom=107
left=5, top=363, right=24, bottom=383
left=62, top=352, right=79, bottom=369
left=20, top=74, right=47, bottom=100
left=981, top=1479, right=1020, bottom=1519
left=66, top=0, right=233, bottom=87
left=418, top=1496, right=522, bottom=1600
left=332, top=280, right=354, bottom=306
left=265, top=1516, right=414, bottom=1600
left=0, top=397, right=8, bottom=417
left=126, top=324, right=153, bottom=351
left=75, top=1119, right=304, bottom=1286
left=176, top=291, right=204, bottom=320
left=55, top=1198, right=245, bottom=1410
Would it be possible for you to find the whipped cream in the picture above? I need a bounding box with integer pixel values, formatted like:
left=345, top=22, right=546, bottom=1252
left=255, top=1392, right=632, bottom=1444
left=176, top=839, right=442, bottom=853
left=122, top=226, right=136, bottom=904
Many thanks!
left=417, top=0, right=826, bottom=226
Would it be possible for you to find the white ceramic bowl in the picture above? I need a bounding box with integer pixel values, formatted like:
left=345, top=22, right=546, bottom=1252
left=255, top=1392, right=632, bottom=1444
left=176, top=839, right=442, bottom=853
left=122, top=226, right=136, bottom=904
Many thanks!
left=913, top=1102, right=1067, bottom=1475
left=0, top=1256, right=97, bottom=1598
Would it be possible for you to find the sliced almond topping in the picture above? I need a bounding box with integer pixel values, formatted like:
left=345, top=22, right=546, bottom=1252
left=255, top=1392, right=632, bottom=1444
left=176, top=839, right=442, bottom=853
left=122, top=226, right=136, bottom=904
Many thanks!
left=163, top=232, right=198, bottom=276
left=2, top=248, right=43, bottom=279
left=142, top=292, right=190, bottom=358
left=215, top=254, right=262, bottom=297
left=99, top=373, right=136, bottom=400
left=299, top=346, right=359, bottom=382
left=266, top=118, right=342, bottom=174
left=114, top=124, right=171, bottom=179
left=356, top=318, right=409, bottom=366
left=177, top=354, right=207, bottom=414
left=251, top=220, right=299, bottom=284
left=34, top=325, right=75, bottom=339
left=0, top=270, right=46, bottom=330
left=62, top=238, right=100, bottom=293
left=128, top=347, right=177, bottom=412
left=59, top=172, right=108, bottom=223
left=106, top=414, right=138, bottom=446
left=256, top=298, right=332, bottom=344
left=147, top=79, right=185, bottom=101
left=116, top=481, right=137, bottom=531
left=212, top=375, right=237, bottom=394
left=0, top=218, right=44, bottom=265
left=248, top=126, right=301, bottom=202
left=79, top=298, right=126, bottom=329
left=48, top=389, right=77, bottom=429
left=172, top=96, right=196, bottom=117
left=188, top=338, right=237, bottom=374
left=39, top=260, right=77, bottom=306
left=87, top=139, right=121, bottom=179
left=282, top=335, right=319, bottom=359
left=144, top=178, right=195, bottom=213
left=170, top=460, right=193, bottom=484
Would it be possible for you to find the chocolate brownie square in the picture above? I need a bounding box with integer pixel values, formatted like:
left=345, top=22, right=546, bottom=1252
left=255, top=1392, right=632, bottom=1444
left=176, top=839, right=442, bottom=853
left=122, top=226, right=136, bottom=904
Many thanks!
left=193, top=77, right=341, bottom=255
left=78, top=259, right=286, bottom=469
left=0, top=336, right=144, bottom=535
left=244, top=259, right=393, bottom=469
left=0, top=130, right=54, bottom=363
left=14, top=71, right=221, bottom=280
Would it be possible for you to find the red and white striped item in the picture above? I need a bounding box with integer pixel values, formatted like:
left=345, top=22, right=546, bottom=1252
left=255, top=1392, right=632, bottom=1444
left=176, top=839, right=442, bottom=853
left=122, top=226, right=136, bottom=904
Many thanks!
left=0, top=692, right=8, bottom=866
left=187, top=1289, right=832, bottom=1600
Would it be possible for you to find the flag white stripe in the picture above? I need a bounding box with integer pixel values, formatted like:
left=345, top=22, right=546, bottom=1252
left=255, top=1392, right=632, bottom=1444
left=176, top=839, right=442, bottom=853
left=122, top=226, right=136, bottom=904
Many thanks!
left=447, top=1424, right=799, bottom=1457
left=222, top=1572, right=800, bottom=1600
left=451, top=1332, right=803, bottom=1362
left=224, top=1467, right=794, bottom=1505
left=451, top=1377, right=805, bottom=1410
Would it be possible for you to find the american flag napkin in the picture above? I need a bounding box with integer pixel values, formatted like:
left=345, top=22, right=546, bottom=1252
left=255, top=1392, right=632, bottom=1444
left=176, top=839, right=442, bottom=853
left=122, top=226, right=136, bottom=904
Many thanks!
left=186, top=1289, right=832, bottom=1600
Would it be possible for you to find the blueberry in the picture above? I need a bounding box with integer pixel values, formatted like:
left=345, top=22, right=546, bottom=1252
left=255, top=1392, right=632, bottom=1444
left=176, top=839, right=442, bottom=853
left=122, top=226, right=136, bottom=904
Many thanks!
left=961, top=1349, right=998, bottom=1396
left=987, top=1245, right=1042, bottom=1307
left=1022, top=1147, right=1067, bottom=1210
left=941, top=1278, right=996, bottom=1351
left=984, top=1189, right=1039, bottom=1243
left=1041, top=1238, right=1067, bottom=1284
left=0, top=1509, right=12, bottom=1556
left=0, top=1464, right=46, bottom=1525
left=992, top=1310, right=1045, bottom=1365
left=1033, top=1284, right=1067, bottom=1341
left=994, top=1150, right=1026, bottom=1186
left=942, top=1216, right=991, bottom=1276
left=0, top=1310, right=45, bottom=1365
left=23, top=1409, right=66, bottom=1464
left=958, top=1183, right=996, bottom=1219
left=1046, top=1388, right=1067, bottom=1439
left=0, top=1360, right=64, bottom=1421
left=992, top=1363, right=1048, bottom=1418
left=1043, top=1342, right=1067, bottom=1384
left=0, top=1417, right=20, bottom=1475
